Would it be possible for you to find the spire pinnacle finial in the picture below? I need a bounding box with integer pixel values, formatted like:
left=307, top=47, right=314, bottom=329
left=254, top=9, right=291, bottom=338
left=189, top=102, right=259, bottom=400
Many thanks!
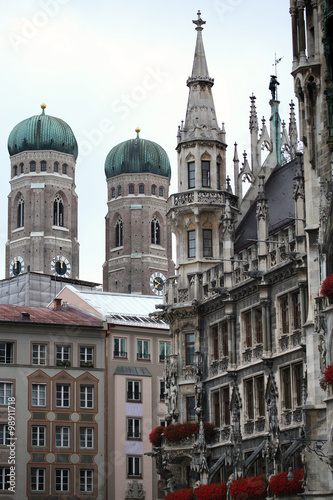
left=41, top=103, right=46, bottom=115
left=193, top=10, right=206, bottom=31
left=135, top=127, right=141, bottom=138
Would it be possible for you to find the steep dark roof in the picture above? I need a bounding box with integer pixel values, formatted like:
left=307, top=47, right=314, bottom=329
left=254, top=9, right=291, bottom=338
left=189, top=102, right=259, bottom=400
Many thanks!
left=235, top=159, right=296, bottom=252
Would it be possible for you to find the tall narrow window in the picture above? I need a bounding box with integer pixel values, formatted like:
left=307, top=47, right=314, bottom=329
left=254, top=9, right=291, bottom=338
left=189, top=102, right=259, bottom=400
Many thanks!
left=31, top=468, right=45, bottom=492
left=115, top=218, right=123, bottom=247
left=129, top=184, right=134, bottom=194
left=222, top=386, right=230, bottom=425
left=185, top=333, right=195, bottom=365
left=281, top=296, right=289, bottom=333
left=217, top=162, right=221, bottom=190
left=186, top=396, right=196, bottom=422
left=54, top=162, right=59, bottom=173
left=111, top=188, right=115, bottom=198
left=292, top=292, right=301, bottom=329
left=212, top=326, right=219, bottom=360
left=53, top=194, right=64, bottom=227
left=256, top=376, right=265, bottom=417
left=159, top=186, right=164, bottom=197
left=20, top=163, right=24, bottom=174
left=137, top=340, right=150, bottom=360
left=127, top=456, right=142, bottom=477
left=62, top=164, right=67, bottom=174
left=118, top=186, right=122, bottom=196
left=245, top=379, right=254, bottom=420
left=222, top=322, right=228, bottom=357
left=13, top=165, right=18, bottom=176
left=40, top=161, right=46, bottom=171
left=202, top=160, right=210, bottom=187
left=203, top=229, right=212, bottom=257
left=256, top=309, right=263, bottom=344
left=55, top=469, right=69, bottom=492
left=151, top=185, right=156, bottom=195
left=159, top=341, right=170, bottom=362
left=188, top=230, right=195, bottom=258
left=282, top=367, right=291, bottom=409
left=17, top=197, right=24, bottom=228
left=30, top=161, right=36, bottom=172
left=151, top=216, right=160, bottom=245
left=80, top=469, right=93, bottom=493
left=294, top=364, right=303, bottom=406
left=245, top=312, right=252, bottom=348
left=139, top=184, right=144, bottom=194
left=188, top=161, right=195, bottom=189
left=213, top=392, right=220, bottom=427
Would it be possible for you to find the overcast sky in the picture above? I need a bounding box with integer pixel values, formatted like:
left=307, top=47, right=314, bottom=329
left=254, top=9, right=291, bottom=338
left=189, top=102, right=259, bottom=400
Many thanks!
left=0, top=0, right=294, bottom=284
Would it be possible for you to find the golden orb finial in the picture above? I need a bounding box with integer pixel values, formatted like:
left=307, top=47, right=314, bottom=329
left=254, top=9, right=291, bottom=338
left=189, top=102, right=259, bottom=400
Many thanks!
left=41, top=103, right=46, bottom=109
left=135, top=127, right=141, bottom=133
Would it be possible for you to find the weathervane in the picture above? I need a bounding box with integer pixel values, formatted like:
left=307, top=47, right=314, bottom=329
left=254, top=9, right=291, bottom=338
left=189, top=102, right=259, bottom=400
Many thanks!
left=193, top=10, right=206, bottom=31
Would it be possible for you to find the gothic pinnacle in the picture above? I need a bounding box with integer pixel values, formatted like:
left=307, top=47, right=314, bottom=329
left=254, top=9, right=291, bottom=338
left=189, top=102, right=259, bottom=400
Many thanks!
left=193, top=10, right=206, bottom=31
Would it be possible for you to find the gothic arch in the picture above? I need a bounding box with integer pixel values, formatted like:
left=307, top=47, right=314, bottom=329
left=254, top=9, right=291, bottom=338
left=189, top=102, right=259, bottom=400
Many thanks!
left=53, top=193, right=64, bottom=227
left=151, top=214, right=161, bottom=245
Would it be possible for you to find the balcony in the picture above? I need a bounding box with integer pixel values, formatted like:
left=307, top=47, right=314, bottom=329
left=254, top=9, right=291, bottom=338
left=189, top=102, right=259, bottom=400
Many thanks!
left=167, top=189, right=238, bottom=212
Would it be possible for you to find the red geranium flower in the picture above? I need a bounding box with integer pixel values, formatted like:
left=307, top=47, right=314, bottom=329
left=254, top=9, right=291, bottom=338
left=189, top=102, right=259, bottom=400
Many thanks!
left=196, top=482, right=227, bottom=500
left=164, top=488, right=193, bottom=500
left=321, top=273, right=333, bottom=299
left=230, top=475, right=267, bottom=500
left=149, top=425, right=164, bottom=447
left=269, top=468, right=304, bottom=497
left=324, top=364, right=333, bottom=386
left=162, top=422, right=216, bottom=443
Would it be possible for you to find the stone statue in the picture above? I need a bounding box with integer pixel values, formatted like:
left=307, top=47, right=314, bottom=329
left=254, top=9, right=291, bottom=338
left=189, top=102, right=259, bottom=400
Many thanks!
left=269, top=75, right=279, bottom=101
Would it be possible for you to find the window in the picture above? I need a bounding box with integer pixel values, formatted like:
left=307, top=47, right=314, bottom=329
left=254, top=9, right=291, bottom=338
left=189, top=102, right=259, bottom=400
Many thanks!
left=55, top=469, right=69, bottom=492
left=17, top=196, right=24, bottom=228
left=31, top=425, right=45, bottom=447
left=245, top=379, right=254, bottom=420
left=0, top=343, right=13, bottom=364
left=40, top=161, right=46, bottom=171
left=62, top=164, right=67, bottom=174
left=54, top=162, right=59, bottom=172
left=128, top=456, right=142, bottom=477
left=185, top=333, right=195, bottom=365
left=222, top=386, right=230, bottom=425
left=137, top=340, right=150, bottom=361
left=80, top=427, right=94, bottom=449
left=32, top=383, right=46, bottom=407
left=0, top=383, right=12, bottom=405
left=160, top=380, right=165, bottom=401
left=159, top=341, right=170, bottom=362
left=129, top=184, right=134, bottom=194
left=118, top=186, right=122, bottom=196
left=55, top=426, right=70, bottom=447
left=30, top=468, right=45, bottom=492
left=13, top=165, right=18, bottom=176
left=115, top=218, right=123, bottom=247
left=186, top=396, right=196, bottom=422
left=0, top=468, right=9, bottom=491
left=32, top=344, right=46, bottom=365
left=56, top=385, right=70, bottom=407
left=56, top=345, right=71, bottom=366
left=139, top=184, right=144, bottom=194
left=0, top=425, right=9, bottom=446
left=159, top=186, right=164, bottom=197
left=188, top=230, right=196, bottom=258
left=188, top=161, right=195, bottom=189
left=53, top=194, right=64, bottom=227
left=212, top=326, right=219, bottom=360
left=255, top=310, right=263, bottom=344
left=292, top=292, right=301, bottom=329
left=80, top=346, right=94, bottom=367
left=127, top=418, right=141, bottom=439
left=245, top=375, right=265, bottom=421
left=127, top=380, right=141, bottom=401
left=222, top=322, right=228, bottom=357
left=80, top=469, right=93, bottom=493
left=203, top=229, right=212, bottom=257
left=80, top=385, right=94, bottom=409
left=114, top=337, right=127, bottom=358
left=20, top=163, right=24, bottom=174
left=244, top=311, right=252, bottom=348
left=202, top=160, right=210, bottom=187
left=213, top=391, right=220, bottom=427
left=151, top=216, right=161, bottom=245
left=30, top=161, right=36, bottom=172
left=282, top=364, right=303, bottom=410
left=217, top=162, right=221, bottom=190
left=256, top=376, right=265, bottom=417
left=111, top=187, right=115, bottom=198
left=294, top=363, right=303, bottom=406
left=151, top=185, right=156, bottom=195
left=282, top=367, right=291, bottom=409
left=281, top=295, right=289, bottom=334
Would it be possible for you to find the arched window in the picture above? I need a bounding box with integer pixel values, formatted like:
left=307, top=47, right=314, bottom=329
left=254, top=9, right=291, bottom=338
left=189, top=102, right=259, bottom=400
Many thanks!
left=115, top=218, right=123, bottom=247
left=62, top=164, right=67, bottom=174
left=129, top=184, right=134, bottom=194
left=13, top=166, right=18, bottom=176
left=41, top=161, right=46, bottom=172
left=20, top=163, right=24, bottom=174
left=139, top=184, right=144, bottom=194
left=111, top=188, right=115, bottom=198
left=17, top=197, right=24, bottom=228
left=118, top=186, right=122, bottom=196
left=159, top=186, right=164, bottom=197
left=151, top=216, right=160, bottom=245
left=151, top=185, right=156, bottom=195
left=30, top=161, right=36, bottom=172
left=53, top=194, right=64, bottom=227
left=54, top=162, right=59, bottom=173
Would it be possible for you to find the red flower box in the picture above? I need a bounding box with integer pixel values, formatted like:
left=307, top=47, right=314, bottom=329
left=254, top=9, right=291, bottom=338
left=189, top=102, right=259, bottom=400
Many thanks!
left=164, top=488, right=193, bottom=500
left=150, top=422, right=216, bottom=447
left=149, top=425, right=165, bottom=447
left=230, top=475, right=267, bottom=500
left=321, top=273, right=333, bottom=299
left=196, top=482, right=227, bottom=500
left=269, top=468, right=304, bottom=497
left=324, top=364, right=333, bottom=386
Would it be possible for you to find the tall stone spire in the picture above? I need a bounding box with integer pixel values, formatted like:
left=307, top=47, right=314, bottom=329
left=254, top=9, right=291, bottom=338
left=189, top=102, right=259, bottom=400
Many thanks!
left=180, top=11, right=222, bottom=143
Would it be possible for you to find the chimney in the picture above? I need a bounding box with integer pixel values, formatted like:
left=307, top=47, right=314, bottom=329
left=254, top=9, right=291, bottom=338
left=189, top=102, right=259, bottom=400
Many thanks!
left=54, top=298, right=62, bottom=311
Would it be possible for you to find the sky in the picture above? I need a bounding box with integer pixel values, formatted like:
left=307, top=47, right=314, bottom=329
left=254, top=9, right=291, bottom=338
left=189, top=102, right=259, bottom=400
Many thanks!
left=0, top=0, right=294, bottom=284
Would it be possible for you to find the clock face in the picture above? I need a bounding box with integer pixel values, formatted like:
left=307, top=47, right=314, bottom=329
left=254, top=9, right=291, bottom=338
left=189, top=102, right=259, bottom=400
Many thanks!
left=10, top=256, right=24, bottom=277
left=51, top=255, right=71, bottom=278
left=150, top=272, right=166, bottom=295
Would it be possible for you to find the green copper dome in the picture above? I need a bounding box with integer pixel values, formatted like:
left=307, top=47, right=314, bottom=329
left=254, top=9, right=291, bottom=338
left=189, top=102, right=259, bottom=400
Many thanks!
left=8, top=104, right=78, bottom=159
left=105, top=129, right=171, bottom=179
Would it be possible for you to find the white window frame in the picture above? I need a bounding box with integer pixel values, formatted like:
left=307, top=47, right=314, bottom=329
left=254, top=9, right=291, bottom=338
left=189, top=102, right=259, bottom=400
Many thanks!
left=32, top=344, right=46, bottom=365
left=79, top=469, right=93, bottom=493
left=31, top=425, right=46, bottom=447
left=80, top=385, right=94, bottom=409
left=159, top=341, right=170, bottom=362
left=32, top=383, right=46, bottom=407
left=55, top=426, right=70, bottom=447
left=0, top=468, right=10, bottom=491
left=114, top=337, right=127, bottom=358
left=56, top=384, right=70, bottom=408
left=127, top=456, right=142, bottom=477
left=30, top=468, right=45, bottom=492
left=0, top=425, right=9, bottom=446
left=56, top=345, right=71, bottom=363
left=55, top=469, right=69, bottom=492
left=80, top=346, right=94, bottom=365
left=0, top=343, right=14, bottom=364
left=79, top=427, right=94, bottom=449
left=127, top=418, right=141, bottom=439
left=127, top=380, right=141, bottom=401
left=137, top=339, right=150, bottom=360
